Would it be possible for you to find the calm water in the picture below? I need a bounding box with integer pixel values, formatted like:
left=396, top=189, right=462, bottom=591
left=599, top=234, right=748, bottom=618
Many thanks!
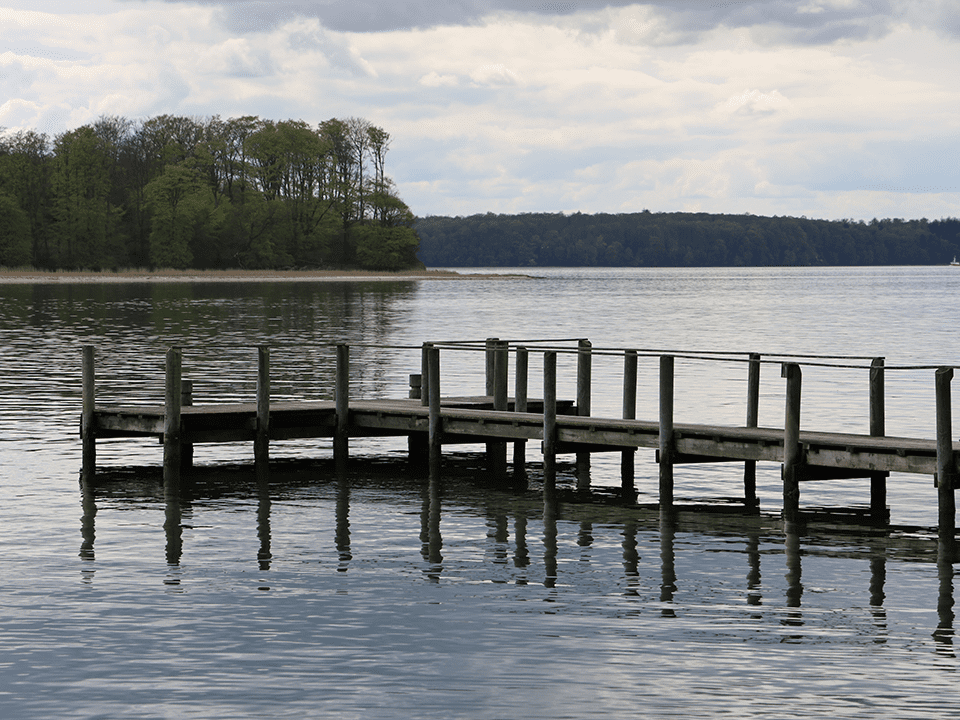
left=2, top=267, right=960, bottom=718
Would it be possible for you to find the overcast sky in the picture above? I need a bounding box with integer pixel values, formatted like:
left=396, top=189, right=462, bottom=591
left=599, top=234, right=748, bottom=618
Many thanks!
left=1, top=0, right=958, bottom=220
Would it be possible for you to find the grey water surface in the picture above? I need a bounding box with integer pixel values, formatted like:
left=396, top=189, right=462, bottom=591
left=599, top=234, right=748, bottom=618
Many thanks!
left=2, top=266, right=960, bottom=718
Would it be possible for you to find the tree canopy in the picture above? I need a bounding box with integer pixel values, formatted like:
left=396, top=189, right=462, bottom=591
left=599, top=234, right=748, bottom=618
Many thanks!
left=0, top=115, right=421, bottom=271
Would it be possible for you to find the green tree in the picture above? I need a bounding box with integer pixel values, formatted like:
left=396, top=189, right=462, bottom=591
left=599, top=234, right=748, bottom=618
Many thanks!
left=0, top=193, right=32, bottom=266
left=145, top=162, right=212, bottom=268
left=51, top=125, right=123, bottom=268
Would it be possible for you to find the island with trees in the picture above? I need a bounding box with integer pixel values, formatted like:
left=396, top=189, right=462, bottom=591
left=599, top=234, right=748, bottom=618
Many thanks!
left=0, top=115, right=422, bottom=272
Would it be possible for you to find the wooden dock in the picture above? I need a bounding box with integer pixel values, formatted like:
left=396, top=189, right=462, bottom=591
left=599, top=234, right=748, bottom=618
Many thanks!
left=79, top=340, right=960, bottom=554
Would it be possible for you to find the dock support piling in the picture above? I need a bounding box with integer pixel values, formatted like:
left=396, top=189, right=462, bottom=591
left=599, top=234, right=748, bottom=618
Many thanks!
left=488, top=340, right=509, bottom=480
left=81, top=345, right=96, bottom=478
left=163, top=347, right=183, bottom=494
left=869, top=357, right=887, bottom=524
left=485, top=338, right=499, bottom=396
left=255, top=346, right=270, bottom=470
left=659, top=355, right=675, bottom=519
left=936, top=367, right=956, bottom=560
left=576, top=339, right=592, bottom=491
left=782, top=363, right=802, bottom=532
left=743, top=353, right=760, bottom=511
left=513, top=346, right=529, bottom=482
left=181, top=380, right=194, bottom=470
left=543, top=351, right=558, bottom=492
left=427, top=346, right=442, bottom=477
left=421, top=343, right=431, bottom=407
left=335, top=344, right=350, bottom=471
left=622, top=350, right=638, bottom=496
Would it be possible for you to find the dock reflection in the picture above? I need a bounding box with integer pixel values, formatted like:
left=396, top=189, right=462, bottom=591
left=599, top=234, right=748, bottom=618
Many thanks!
left=78, top=465, right=956, bottom=648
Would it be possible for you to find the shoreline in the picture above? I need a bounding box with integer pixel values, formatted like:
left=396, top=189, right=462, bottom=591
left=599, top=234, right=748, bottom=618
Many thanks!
left=0, top=268, right=525, bottom=284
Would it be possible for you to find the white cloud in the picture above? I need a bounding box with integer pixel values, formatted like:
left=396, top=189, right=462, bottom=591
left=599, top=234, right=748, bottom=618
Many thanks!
left=0, top=0, right=956, bottom=222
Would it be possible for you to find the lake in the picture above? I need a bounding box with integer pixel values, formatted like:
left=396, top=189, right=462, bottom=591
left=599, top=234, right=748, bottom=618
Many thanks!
left=2, top=266, right=960, bottom=718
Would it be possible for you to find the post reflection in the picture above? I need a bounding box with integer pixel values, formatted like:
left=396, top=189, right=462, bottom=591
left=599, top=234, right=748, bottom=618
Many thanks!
left=578, top=522, right=593, bottom=562
left=79, top=475, right=96, bottom=564
left=163, top=491, right=183, bottom=587
left=542, top=489, right=558, bottom=590
left=487, top=512, right=509, bottom=568
left=257, top=464, right=272, bottom=572
left=746, top=531, right=762, bottom=608
left=934, top=547, right=955, bottom=656
left=659, top=518, right=677, bottom=618
left=514, top=513, right=529, bottom=585
left=622, top=520, right=639, bottom=597
left=419, top=474, right=442, bottom=581
left=336, top=475, right=351, bottom=572
left=782, top=531, right=803, bottom=632
left=869, top=552, right=887, bottom=641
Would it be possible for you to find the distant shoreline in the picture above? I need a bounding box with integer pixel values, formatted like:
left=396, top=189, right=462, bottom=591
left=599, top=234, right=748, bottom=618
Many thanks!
left=0, top=268, right=523, bottom=284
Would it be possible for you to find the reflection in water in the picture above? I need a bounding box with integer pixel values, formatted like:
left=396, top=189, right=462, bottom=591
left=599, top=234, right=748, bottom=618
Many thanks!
left=514, top=514, right=529, bottom=585
left=542, top=492, right=558, bottom=590
left=746, top=531, right=762, bottom=607
left=163, top=492, right=183, bottom=588
left=420, top=475, right=443, bottom=581
left=578, top=522, right=593, bottom=562
left=782, top=532, right=804, bottom=633
left=336, top=475, right=351, bottom=572
left=256, top=461, right=272, bottom=572
left=79, top=475, right=96, bottom=563
left=621, top=520, right=639, bottom=597
left=487, top=512, right=509, bottom=570
left=659, top=519, right=677, bottom=618
left=869, top=552, right=887, bottom=641
left=935, top=549, right=955, bottom=656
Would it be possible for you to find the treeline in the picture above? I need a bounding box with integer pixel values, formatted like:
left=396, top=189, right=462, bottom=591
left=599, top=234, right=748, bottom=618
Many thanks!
left=0, top=115, right=422, bottom=271
left=415, top=211, right=960, bottom=267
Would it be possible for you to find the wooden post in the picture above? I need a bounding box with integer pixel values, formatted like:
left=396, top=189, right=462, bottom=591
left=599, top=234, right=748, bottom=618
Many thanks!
left=659, top=355, right=674, bottom=517
left=81, top=345, right=96, bottom=478
left=255, top=346, right=270, bottom=470
left=782, top=363, right=802, bottom=531
left=513, top=346, right=529, bottom=480
left=936, top=367, right=955, bottom=559
left=428, top=346, right=442, bottom=477
left=543, top=351, right=557, bottom=492
left=163, top=347, right=183, bottom=493
left=485, top=337, right=499, bottom=397
left=869, top=357, right=887, bottom=524
left=488, top=340, right=509, bottom=479
left=744, top=353, right=761, bottom=511
left=622, top=350, right=638, bottom=496
left=576, top=339, right=592, bottom=491
left=181, top=379, right=194, bottom=470
left=408, top=372, right=428, bottom=466
left=335, top=344, right=349, bottom=470
left=421, top=343, right=431, bottom=407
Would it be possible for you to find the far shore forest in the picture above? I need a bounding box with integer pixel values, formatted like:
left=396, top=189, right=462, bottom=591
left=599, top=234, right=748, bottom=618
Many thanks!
left=1, top=114, right=958, bottom=271
left=415, top=213, right=960, bottom=267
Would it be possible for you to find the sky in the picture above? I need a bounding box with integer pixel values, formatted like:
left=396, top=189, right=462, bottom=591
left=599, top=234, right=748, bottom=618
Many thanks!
left=1, top=0, right=958, bottom=221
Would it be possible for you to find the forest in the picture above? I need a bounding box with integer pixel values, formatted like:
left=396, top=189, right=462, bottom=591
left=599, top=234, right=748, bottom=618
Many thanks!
left=0, top=115, right=422, bottom=271
left=415, top=211, right=960, bottom=267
